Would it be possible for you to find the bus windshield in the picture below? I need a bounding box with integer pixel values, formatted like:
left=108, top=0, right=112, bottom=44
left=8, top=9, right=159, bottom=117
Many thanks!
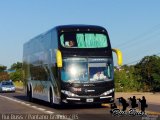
left=61, top=58, right=113, bottom=83
left=60, top=32, right=108, bottom=48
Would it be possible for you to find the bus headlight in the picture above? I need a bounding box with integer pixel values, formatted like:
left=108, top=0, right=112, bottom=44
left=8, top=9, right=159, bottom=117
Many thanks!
left=69, top=66, right=77, bottom=76
left=61, top=90, right=79, bottom=97
left=101, top=88, right=114, bottom=96
left=68, top=64, right=82, bottom=77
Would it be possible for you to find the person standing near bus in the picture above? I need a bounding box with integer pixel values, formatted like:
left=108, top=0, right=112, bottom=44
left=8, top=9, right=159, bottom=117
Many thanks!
left=138, top=96, right=148, bottom=112
left=117, top=97, right=129, bottom=111
left=129, top=96, right=138, bottom=108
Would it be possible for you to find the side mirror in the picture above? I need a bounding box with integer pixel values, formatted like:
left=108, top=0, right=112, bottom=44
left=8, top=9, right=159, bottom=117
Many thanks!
left=112, top=48, right=123, bottom=66
left=56, top=50, right=62, bottom=68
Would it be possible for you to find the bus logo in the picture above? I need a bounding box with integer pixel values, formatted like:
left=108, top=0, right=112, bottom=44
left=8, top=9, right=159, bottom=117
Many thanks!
left=83, top=84, right=95, bottom=87
left=85, top=89, right=95, bottom=93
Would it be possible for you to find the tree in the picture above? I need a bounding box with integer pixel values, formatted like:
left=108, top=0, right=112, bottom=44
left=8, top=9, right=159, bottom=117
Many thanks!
left=9, top=62, right=23, bottom=82
left=9, top=69, right=23, bottom=82
left=114, top=55, right=160, bottom=92
left=0, top=65, right=7, bottom=72
left=114, top=65, right=140, bottom=92
left=0, top=65, right=9, bottom=81
left=135, top=55, right=160, bottom=92
left=10, top=62, right=22, bottom=70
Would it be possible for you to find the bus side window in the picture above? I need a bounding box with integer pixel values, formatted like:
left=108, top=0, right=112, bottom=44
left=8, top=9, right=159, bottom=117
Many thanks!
left=43, top=65, right=50, bottom=81
left=30, top=65, right=49, bottom=81
left=52, top=64, right=58, bottom=79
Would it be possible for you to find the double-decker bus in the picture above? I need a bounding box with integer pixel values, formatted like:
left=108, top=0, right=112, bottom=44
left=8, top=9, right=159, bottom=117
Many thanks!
left=23, top=25, right=122, bottom=105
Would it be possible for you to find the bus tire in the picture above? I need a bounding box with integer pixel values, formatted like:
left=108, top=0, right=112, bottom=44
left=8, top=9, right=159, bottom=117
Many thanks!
left=49, top=88, right=62, bottom=108
left=27, top=85, right=33, bottom=102
left=50, top=88, right=54, bottom=106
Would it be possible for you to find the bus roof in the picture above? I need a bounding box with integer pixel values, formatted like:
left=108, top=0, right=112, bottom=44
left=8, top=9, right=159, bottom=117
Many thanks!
left=24, top=24, right=108, bottom=45
left=55, top=24, right=107, bottom=33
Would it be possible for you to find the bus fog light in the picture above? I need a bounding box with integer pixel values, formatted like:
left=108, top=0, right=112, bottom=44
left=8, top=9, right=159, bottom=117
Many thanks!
left=101, top=89, right=114, bottom=96
left=110, top=97, right=114, bottom=102
left=62, top=100, right=68, bottom=103
left=61, top=90, right=79, bottom=97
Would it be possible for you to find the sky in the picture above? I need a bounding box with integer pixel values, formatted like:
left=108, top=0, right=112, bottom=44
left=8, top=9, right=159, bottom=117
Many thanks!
left=0, top=0, right=160, bottom=68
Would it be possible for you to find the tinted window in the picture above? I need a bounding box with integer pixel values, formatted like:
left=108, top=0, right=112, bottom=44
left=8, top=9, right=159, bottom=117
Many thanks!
left=60, top=33, right=108, bottom=48
left=30, top=65, right=49, bottom=81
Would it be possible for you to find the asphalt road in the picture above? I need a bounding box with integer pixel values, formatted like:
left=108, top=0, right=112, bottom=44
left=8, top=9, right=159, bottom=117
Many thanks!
left=0, top=90, right=159, bottom=120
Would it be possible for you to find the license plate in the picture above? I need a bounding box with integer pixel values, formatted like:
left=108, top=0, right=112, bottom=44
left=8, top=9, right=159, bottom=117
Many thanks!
left=86, top=98, right=93, bottom=102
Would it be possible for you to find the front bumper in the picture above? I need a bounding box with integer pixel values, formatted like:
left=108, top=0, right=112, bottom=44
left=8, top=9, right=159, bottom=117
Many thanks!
left=62, top=95, right=114, bottom=104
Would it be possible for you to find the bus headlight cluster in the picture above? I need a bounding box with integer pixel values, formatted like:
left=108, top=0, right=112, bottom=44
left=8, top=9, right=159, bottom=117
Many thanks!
left=69, top=66, right=77, bottom=76
left=61, top=90, right=79, bottom=97
left=101, top=88, right=114, bottom=96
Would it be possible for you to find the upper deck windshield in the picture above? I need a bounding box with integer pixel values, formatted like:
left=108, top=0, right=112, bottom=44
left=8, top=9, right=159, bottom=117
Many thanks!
left=60, top=32, right=108, bottom=48
left=61, top=58, right=113, bottom=83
